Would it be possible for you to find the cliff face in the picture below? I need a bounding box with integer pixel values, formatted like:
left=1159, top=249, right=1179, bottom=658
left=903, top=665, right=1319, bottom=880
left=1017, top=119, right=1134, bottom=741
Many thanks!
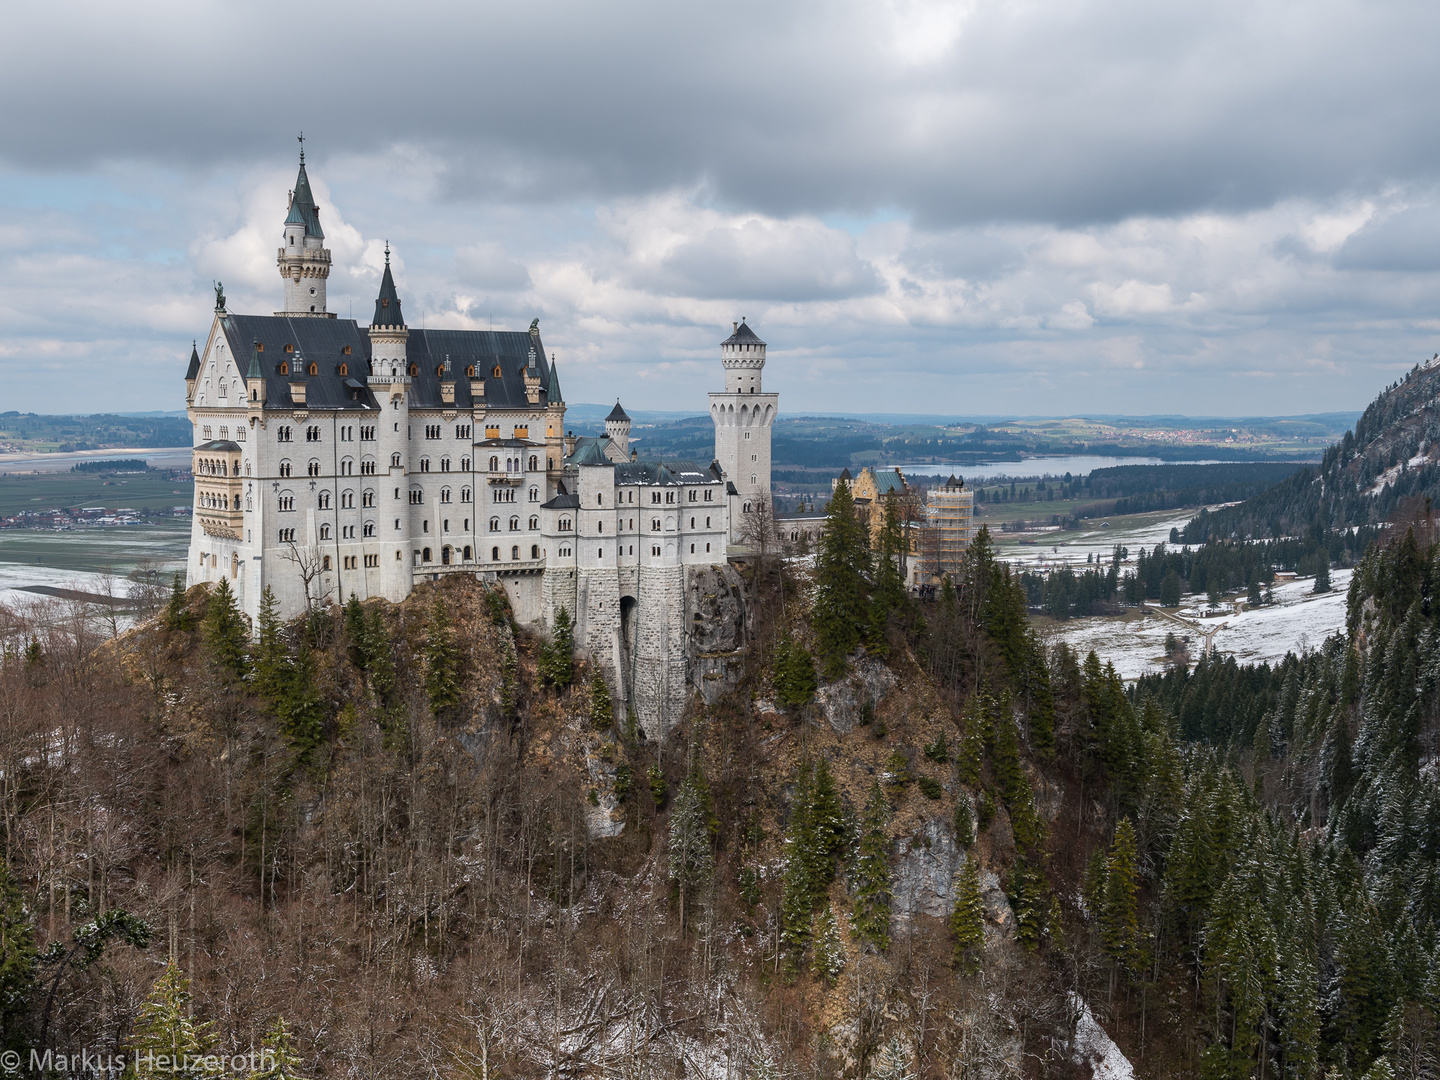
left=2, top=566, right=1140, bottom=1080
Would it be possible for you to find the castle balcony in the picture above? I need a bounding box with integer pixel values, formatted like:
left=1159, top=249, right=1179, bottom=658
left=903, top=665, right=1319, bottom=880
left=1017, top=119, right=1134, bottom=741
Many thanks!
left=192, top=442, right=245, bottom=539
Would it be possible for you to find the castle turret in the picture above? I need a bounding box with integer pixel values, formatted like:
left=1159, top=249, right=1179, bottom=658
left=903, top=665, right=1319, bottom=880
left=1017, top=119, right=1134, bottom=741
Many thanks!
left=605, top=400, right=631, bottom=459
left=709, top=319, right=778, bottom=543
left=276, top=142, right=334, bottom=318
left=184, top=341, right=201, bottom=404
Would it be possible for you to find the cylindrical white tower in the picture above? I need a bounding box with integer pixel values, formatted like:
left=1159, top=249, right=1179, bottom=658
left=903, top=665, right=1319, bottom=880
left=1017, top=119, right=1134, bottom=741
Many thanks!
left=709, top=320, right=778, bottom=544
left=276, top=148, right=333, bottom=318
left=605, top=400, right=632, bottom=458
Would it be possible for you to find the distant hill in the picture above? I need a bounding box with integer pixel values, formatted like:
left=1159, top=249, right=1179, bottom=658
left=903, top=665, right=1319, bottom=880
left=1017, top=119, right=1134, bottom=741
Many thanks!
left=1183, top=360, right=1440, bottom=543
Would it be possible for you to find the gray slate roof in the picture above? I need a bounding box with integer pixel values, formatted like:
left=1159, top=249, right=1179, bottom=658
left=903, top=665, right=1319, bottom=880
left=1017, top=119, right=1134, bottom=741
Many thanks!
left=215, top=314, right=559, bottom=413
left=286, top=162, right=324, bottom=239
left=185, top=343, right=201, bottom=380
left=722, top=319, right=765, bottom=347
left=606, top=401, right=630, bottom=422
left=372, top=262, right=404, bottom=327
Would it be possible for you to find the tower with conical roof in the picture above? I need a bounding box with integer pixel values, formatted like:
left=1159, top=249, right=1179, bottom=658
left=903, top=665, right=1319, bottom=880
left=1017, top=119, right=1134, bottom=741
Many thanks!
left=276, top=139, right=334, bottom=317
left=605, top=400, right=631, bottom=459
left=709, top=319, right=778, bottom=543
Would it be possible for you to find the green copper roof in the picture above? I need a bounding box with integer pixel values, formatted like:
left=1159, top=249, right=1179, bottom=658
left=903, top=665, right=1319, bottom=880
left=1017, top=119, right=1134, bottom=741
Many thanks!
left=245, top=340, right=264, bottom=380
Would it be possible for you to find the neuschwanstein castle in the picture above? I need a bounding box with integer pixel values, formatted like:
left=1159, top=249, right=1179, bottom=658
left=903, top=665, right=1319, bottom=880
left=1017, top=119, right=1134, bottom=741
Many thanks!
left=185, top=152, right=775, bottom=734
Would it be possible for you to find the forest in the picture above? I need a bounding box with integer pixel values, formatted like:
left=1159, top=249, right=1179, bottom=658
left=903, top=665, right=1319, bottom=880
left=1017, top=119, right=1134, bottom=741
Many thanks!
left=0, top=473, right=1435, bottom=1078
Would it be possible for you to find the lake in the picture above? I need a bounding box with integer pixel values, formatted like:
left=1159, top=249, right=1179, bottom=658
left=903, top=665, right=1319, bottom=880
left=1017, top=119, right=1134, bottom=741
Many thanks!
left=894, top=455, right=1225, bottom=481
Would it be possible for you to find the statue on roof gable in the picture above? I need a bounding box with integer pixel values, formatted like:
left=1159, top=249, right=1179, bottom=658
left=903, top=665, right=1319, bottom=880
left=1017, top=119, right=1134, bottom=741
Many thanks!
left=530, top=318, right=540, bottom=333
left=213, top=281, right=226, bottom=312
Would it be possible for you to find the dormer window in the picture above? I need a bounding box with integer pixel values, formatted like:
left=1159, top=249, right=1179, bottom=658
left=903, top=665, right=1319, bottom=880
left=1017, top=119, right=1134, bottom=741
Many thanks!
left=436, top=365, right=445, bottom=378
left=382, top=298, right=389, bottom=308
left=284, top=344, right=294, bottom=354
left=409, top=363, right=419, bottom=377
left=255, top=343, right=264, bottom=352
left=279, top=362, right=289, bottom=376
left=466, top=365, right=476, bottom=378
left=307, top=362, right=318, bottom=376
left=342, top=345, right=352, bottom=355
left=493, top=365, right=502, bottom=377
left=338, top=363, right=348, bottom=376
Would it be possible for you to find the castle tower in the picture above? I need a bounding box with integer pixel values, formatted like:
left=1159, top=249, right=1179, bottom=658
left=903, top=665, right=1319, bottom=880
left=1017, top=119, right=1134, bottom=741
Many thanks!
left=709, top=319, right=777, bottom=543
left=276, top=142, right=334, bottom=317
left=366, top=245, right=413, bottom=601
left=605, top=400, right=631, bottom=459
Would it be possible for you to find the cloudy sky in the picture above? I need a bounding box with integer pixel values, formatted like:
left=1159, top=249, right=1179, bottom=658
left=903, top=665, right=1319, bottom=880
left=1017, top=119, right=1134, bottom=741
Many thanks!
left=3, top=0, right=1439, bottom=417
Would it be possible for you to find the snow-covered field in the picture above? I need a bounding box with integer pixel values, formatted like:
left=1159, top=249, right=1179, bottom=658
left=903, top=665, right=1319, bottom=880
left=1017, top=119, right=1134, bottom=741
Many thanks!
left=1045, top=569, right=1352, bottom=679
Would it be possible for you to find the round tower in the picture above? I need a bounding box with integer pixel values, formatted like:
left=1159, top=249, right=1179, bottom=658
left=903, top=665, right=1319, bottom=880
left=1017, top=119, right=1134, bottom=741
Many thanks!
left=605, top=400, right=631, bottom=458
left=276, top=142, right=334, bottom=317
left=709, top=319, right=779, bottom=544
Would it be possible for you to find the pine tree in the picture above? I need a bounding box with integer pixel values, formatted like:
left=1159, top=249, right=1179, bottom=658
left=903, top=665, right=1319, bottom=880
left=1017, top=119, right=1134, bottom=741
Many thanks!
left=779, top=759, right=847, bottom=967
left=950, top=857, right=985, bottom=975
left=253, top=586, right=291, bottom=713
left=542, top=607, right=574, bottom=688
left=813, top=478, right=870, bottom=680
left=953, top=796, right=975, bottom=847
left=1100, top=818, right=1142, bottom=973
left=124, top=962, right=213, bottom=1078
left=362, top=607, right=396, bottom=700
left=204, top=577, right=249, bottom=677
left=423, top=593, right=462, bottom=714
left=589, top=671, right=614, bottom=730
left=773, top=634, right=818, bottom=709
left=667, top=758, right=715, bottom=935
left=850, top=782, right=892, bottom=951
left=342, top=593, right=366, bottom=664
left=247, top=1017, right=309, bottom=1080
left=0, top=855, right=35, bottom=1049
left=164, top=573, right=192, bottom=632
left=1160, top=570, right=1183, bottom=608
left=1008, top=854, right=1046, bottom=952
left=809, top=906, right=845, bottom=984
left=1314, top=558, right=1332, bottom=594
left=868, top=499, right=907, bottom=650
left=280, top=645, right=324, bottom=756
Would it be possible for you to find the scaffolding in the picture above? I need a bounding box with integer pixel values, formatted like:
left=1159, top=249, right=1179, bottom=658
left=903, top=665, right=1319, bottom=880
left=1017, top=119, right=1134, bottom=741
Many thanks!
left=917, top=476, right=974, bottom=586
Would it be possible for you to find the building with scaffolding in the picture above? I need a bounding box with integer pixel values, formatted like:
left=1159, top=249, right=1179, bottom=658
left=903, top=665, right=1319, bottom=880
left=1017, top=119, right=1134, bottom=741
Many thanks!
left=913, top=475, right=974, bottom=589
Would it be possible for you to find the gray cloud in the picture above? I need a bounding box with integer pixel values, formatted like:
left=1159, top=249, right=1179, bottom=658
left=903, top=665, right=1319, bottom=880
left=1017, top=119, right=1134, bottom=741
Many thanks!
left=2, top=1, right=1439, bottom=226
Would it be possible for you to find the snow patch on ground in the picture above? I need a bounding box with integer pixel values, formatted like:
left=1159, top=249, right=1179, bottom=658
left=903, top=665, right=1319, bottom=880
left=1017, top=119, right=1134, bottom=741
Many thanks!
left=1069, top=994, right=1134, bottom=1079
left=1046, top=570, right=1352, bottom=679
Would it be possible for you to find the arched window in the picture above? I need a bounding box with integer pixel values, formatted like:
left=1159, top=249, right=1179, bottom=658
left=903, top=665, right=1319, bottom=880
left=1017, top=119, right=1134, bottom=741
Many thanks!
left=528, top=515, right=539, bottom=529
left=420, top=457, right=430, bottom=473
left=529, top=487, right=539, bottom=502
left=490, top=517, right=500, bottom=531
left=363, top=489, right=375, bottom=507
left=441, top=456, right=450, bottom=472
left=509, top=516, right=519, bottom=531
left=596, top=493, right=603, bottom=505
left=308, top=362, right=318, bottom=376
left=559, top=517, right=572, bottom=531
left=409, top=363, right=419, bottom=376
left=364, top=521, right=375, bottom=537
left=463, top=545, right=472, bottom=560
left=528, top=455, right=538, bottom=471
left=441, top=487, right=452, bottom=503
left=391, top=453, right=402, bottom=468
left=422, top=547, right=432, bottom=562
left=308, top=460, right=321, bottom=477
left=279, top=460, right=292, bottom=477
left=531, top=544, right=539, bottom=558
left=279, top=362, right=289, bottom=376
left=466, top=364, right=476, bottom=378
left=341, top=490, right=354, bottom=508
left=511, top=545, right=520, bottom=560
left=322, top=555, right=331, bottom=570
left=492, top=546, right=500, bottom=561
left=489, top=456, right=499, bottom=471
left=338, top=362, right=348, bottom=376
left=319, top=523, right=331, bottom=539
left=461, top=487, right=471, bottom=503
left=460, top=456, right=470, bottom=472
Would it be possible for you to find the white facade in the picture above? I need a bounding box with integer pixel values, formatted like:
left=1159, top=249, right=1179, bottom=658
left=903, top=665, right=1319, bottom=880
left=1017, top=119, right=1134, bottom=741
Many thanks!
left=708, top=320, right=777, bottom=543
left=185, top=154, right=776, bottom=737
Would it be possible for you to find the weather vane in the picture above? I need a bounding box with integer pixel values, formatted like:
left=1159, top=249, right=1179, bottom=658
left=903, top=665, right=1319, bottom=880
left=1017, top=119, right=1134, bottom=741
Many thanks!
left=298, top=131, right=305, bottom=163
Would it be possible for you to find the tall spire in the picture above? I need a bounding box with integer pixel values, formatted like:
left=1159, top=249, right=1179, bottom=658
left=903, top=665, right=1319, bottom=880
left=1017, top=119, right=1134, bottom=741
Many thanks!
left=277, top=143, right=333, bottom=317
left=547, top=355, right=563, bottom=404
left=372, top=244, right=405, bottom=328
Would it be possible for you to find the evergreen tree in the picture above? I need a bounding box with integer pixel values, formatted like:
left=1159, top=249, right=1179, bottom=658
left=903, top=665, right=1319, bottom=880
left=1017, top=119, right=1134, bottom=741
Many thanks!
left=667, top=757, right=715, bottom=934
left=280, top=646, right=324, bottom=756
left=868, top=499, right=907, bottom=650
left=953, top=796, right=975, bottom=847
left=247, top=1017, right=309, bottom=1080
left=342, top=593, right=366, bottom=663
left=1314, top=558, right=1332, bottom=594
left=1160, top=569, right=1183, bottom=608
left=164, top=573, right=192, bottom=632
left=1008, top=854, right=1046, bottom=952
left=204, top=577, right=249, bottom=677
left=850, top=782, right=892, bottom=951
left=423, top=593, right=462, bottom=714
left=779, top=759, right=849, bottom=966
left=1100, top=819, right=1143, bottom=973
left=0, top=856, right=35, bottom=1049
left=123, top=962, right=213, bottom=1079
left=542, top=607, right=574, bottom=688
left=252, top=586, right=290, bottom=712
left=647, top=764, right=667, bottom=809
left=949, top=857, right=985, bottom=975
left=590, top=671, right=614, bottom=730
left=813, top=479, right=870, bottom=679
left=772, top=634, right=818, bottom=709
left=809, top=906, right=845, bottom=984
left=362, top=607, right=396, bottom=700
